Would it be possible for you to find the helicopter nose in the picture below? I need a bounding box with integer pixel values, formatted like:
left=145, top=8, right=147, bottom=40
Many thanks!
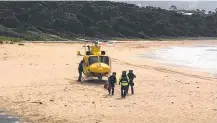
left=89, top=63, right=110, bottom=73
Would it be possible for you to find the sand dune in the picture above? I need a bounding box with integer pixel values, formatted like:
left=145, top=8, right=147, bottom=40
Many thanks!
left=0, top=40, right=217, bottom=123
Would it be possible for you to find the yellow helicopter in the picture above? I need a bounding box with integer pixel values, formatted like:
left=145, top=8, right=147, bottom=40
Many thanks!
left=77, top=39, right=112, bottom=80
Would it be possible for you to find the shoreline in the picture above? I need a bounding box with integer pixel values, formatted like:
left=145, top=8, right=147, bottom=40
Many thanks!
left=126, top=49, right=217, bottom=77
left=109, top=40, right=217, bottom=78
left=1, top=38, right=217, bottom=44
left=0, top=40, right=217, bottom=123
left=0, top=109, right=20, bottom=123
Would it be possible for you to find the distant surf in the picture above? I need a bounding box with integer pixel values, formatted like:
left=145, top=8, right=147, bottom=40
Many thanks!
left=0, top=111, right=20, bottom=123
left=129, top=45, right=217, bottom=75
left=144, top=45, right=217, bottom=75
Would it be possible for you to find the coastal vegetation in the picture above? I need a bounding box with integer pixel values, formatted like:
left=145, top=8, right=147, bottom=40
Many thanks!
left=0, top=1, right=217, bottom=41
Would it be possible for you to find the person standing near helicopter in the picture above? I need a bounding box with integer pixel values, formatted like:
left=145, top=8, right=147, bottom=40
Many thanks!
left=108, top=72, right=117, bottom=95
left=87, top=45, right=90, bottom=51
left=119, top=71, right=129, bottom=98
left=127, top=70, right=136, bottom=94
left=77, top=60, right=84, bottom=82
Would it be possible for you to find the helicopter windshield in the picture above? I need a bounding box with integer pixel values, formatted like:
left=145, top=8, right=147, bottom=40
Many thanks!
left=88, top=56, right=98, bottom=65
left=100, top=56, right=109, bottom=65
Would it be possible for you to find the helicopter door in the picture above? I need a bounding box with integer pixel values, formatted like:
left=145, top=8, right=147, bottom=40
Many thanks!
left=82, top=57, right=90, bottom=75
left=109, top=57, right=111, bottom=67
left=109, top=57, right=111, bottom=73
left=85, top=58, right=89, bottom=67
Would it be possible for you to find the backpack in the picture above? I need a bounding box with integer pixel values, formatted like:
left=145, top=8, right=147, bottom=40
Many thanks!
left=104, top=83, right=108, bottom=89
left=108, top=76, right=112, bottom=82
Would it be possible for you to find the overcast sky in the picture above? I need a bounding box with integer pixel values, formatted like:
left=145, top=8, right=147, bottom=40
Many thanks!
left=8, top=0, right=217, bottom=12
left=122, top=1, right=217, bottom=12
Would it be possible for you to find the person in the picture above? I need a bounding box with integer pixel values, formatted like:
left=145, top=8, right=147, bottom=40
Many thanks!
left=94, top=41, right=98, bottom=46
left=127, top=70, right=136, bottom=94
left=87, top=45, right=90, bottom=51
left=119, top=71, right=129, bottom=98
left=108, top=72, right=117, bottom=95
left=77, top=60, right=83, bottom=82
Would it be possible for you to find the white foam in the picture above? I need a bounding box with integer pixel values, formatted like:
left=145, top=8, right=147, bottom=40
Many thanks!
left=142, top=45, right=217, bottom=74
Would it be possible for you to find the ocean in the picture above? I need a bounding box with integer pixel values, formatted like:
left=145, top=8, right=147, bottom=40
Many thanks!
left=0, top=111, right=20, bottom=123
left=131, top=45, right=217, bottom=75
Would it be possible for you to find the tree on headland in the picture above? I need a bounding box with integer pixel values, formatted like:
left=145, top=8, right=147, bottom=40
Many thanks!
left=0, top=1, right=217, bottom=40
left=201, top=9, right=206, bottom=13
left=169, top=5, right=177, bottom=11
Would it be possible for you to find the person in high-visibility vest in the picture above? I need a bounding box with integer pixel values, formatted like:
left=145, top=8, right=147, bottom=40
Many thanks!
left=119, top=71, right=129, bottom=98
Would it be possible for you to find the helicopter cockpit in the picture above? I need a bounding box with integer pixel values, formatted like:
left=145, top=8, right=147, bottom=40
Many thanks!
left=88, top=56, right=110, bottom=65
left=88, top=56, right=98, bottom=65
left=100, top=56, right=109, bottom=65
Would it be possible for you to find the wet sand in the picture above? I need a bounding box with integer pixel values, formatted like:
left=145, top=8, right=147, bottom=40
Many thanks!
left=0, top=40, right=217, bottom=123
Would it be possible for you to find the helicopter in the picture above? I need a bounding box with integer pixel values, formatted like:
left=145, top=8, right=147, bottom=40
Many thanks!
left=77, top=39, right=112, bottom=81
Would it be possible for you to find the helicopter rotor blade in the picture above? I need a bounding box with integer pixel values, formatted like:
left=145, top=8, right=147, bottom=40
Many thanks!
left=76, top=38, right=115, bottom=46
left=76, top=38, right=90, bottom=42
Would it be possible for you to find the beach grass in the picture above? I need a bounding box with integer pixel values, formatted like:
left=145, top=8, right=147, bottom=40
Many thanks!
left=0, top=36, right=24, bottom=44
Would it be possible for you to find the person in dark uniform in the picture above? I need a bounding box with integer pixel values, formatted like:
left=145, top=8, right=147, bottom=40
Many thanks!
left=127, top=70, right=136, bottom=94
left=119, top=71, right=129, bottom=98
left=87, top=45, right=90, bottom=51
left=108, top=72, right=117, bottom=95
left=78, top=60, right=83, bottom=82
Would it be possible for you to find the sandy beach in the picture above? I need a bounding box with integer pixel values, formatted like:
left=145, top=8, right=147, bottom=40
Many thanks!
left=0, top=40, right=217, bottom=123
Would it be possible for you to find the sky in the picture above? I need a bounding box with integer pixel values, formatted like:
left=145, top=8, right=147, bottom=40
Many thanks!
left=123, top=1, right=217, bottom=12
left=2, top=0, right=217, bottom=12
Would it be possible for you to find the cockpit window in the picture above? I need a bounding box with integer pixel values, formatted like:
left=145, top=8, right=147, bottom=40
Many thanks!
left=88, top=56, right=98, bottom=65
left=100, top=56, right=109, bottom=65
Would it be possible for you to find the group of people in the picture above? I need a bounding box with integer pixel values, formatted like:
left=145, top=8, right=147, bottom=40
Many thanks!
left=77, top=60, right=136, bottom=98
left=107, top=70, right=136, bottom=98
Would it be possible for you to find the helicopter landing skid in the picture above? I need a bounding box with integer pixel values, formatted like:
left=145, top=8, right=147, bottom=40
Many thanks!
left=81, top=75, right=105, bottom=82
left=81, top=76, right=95, bottom=81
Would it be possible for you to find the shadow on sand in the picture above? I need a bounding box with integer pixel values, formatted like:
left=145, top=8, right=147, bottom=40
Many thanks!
left=81, top=79, right=108, bottom=87
left=68, top=77, right=108, bottom=87
left=115, top=97, right=125, bottom=100
left=115, top=94, right=134, bottom=100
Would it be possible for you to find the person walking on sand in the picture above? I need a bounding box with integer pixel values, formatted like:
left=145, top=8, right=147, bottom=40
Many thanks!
left=108, top=72, right=117, bottom=95
left=119, top=71, right=129, bottom=98
left=127, top=70, right=136, bottom=94
left=77, top=60, right=83, bottom=82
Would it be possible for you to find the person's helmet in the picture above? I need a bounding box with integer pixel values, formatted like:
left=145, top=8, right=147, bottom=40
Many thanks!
left=112, top=72, right=116, bottom=75
left=122, top=71, right=126, bottom=75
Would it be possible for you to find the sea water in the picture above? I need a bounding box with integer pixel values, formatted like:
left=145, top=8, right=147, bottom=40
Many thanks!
left=0, top=111, right=20, bottom=123
left=135, top=45, right=217, bottom=75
